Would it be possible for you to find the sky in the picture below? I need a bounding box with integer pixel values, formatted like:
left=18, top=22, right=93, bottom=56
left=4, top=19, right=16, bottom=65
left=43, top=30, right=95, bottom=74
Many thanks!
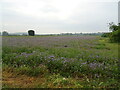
left=0, top=0, right=119, bottom=34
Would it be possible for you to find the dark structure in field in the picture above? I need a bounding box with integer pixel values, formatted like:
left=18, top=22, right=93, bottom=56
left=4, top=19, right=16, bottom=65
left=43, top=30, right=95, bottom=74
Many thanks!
left=28, top=30, right=35, bottom=36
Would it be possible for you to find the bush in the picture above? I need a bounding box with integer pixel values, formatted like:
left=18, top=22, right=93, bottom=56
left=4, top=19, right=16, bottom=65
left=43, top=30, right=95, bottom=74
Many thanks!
left=109, top=30, right=120, bottom=43
left=103, top=22, right=120, bottom=43
left=101, top=33, right=111, bottom=37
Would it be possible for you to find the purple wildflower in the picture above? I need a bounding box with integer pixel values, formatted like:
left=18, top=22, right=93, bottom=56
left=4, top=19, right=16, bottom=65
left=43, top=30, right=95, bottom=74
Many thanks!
left=48, top=55, right=55, bottom=59
left=88, top=62, right=104, bottom=69
left=81, top=62, right=87, bottom=65
left=16, top=52, right=34, bottom=58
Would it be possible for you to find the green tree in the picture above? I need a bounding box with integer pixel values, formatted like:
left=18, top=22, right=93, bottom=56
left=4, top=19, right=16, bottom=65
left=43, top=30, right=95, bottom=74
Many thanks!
left=108, top=22, right=120, bottom=32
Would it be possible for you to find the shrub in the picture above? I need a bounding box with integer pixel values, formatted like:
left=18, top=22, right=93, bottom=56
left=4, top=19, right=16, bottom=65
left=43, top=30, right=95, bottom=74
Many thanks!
left=109, top=29, right=120, bottom=43
left=101, top=33, right=111, bottom=37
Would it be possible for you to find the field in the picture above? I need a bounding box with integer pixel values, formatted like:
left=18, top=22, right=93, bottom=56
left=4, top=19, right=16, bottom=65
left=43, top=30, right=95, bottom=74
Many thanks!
left=2, top=35, right=119, bottom=88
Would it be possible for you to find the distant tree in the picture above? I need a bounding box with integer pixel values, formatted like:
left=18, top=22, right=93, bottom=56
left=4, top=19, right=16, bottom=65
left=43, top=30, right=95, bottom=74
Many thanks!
left=2, top=31, right=9, bottom=36
left=108, top=22, right=120, bottom=32
left=28, top=30, right=35, bottom=36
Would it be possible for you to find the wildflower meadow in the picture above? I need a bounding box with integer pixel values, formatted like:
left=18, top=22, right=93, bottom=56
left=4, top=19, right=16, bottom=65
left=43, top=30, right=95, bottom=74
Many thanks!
left=2, top=35, right=119, bottom=88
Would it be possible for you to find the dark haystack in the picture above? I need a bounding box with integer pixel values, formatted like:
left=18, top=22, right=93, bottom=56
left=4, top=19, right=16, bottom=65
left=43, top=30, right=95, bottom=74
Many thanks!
left=64, top=45, right=68, bottom=47
left=28, top=30, right=35, bottom=36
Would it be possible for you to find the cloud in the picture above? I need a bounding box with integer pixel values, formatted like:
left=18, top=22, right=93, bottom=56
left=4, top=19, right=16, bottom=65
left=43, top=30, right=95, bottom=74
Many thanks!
left=1, top=0, right=118, bottom=33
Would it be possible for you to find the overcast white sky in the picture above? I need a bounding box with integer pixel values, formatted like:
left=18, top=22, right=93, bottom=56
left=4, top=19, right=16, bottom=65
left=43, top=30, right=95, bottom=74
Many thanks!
left=1, top=0, right=119, bottom=34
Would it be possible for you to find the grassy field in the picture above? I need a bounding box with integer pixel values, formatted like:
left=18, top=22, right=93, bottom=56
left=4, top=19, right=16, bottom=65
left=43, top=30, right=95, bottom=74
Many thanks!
left=2, top=35, right=119, bottom=88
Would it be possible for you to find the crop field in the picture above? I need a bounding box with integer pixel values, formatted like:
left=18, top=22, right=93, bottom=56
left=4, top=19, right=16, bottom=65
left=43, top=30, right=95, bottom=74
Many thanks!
left=2, top=35, right=119, bottom=88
